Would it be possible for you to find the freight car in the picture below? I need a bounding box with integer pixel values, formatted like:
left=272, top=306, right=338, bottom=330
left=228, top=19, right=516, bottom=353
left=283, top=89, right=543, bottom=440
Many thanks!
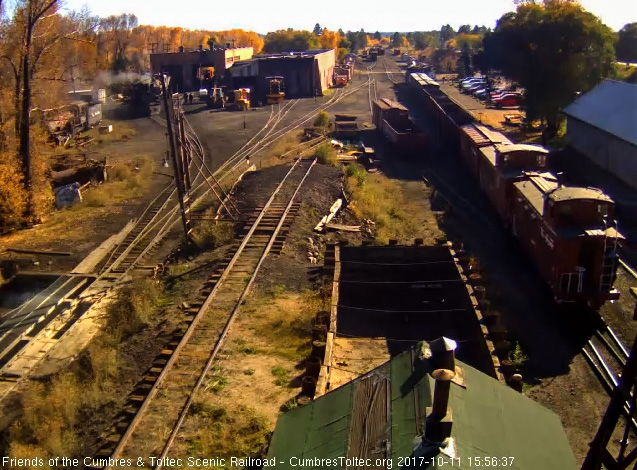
left=32, top=101, right=102, bottom=136
left=407, top=72, right=473, bottom=152
left=409, top=72, right=621, bottom=309
left=372, top=99, right=427, bottom=155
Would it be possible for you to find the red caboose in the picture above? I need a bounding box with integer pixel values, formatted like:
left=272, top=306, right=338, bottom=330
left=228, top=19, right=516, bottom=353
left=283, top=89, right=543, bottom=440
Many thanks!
left=511, top=172, right=622, bottom=308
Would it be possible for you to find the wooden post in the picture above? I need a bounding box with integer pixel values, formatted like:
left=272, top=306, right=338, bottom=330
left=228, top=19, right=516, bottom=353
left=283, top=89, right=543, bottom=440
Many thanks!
left=160, top=75, right=190, bottom=239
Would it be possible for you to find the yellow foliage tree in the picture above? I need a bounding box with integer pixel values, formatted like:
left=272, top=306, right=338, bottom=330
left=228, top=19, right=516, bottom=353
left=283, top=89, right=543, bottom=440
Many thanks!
left=318, top=28, right=341, bottom=51
left=455, top=33, right=482, bottom=50
left=366, top=35, right=380, bottom=47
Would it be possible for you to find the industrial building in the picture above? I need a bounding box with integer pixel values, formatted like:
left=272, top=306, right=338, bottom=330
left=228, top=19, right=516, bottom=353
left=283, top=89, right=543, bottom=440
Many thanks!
left=149, top=45, right=254, bottom=92
left=228, top=49, right=335, bottom=105
left=267, top=340, right=577, bottom=469
left=563, top=80, right=637, bottom=191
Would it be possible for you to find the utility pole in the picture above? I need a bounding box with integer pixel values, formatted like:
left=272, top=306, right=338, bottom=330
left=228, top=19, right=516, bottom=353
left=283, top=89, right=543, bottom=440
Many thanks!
left=582, top=334, right=637, bottom=470
left=160, top=74, right=191, bottom=240
left=177, top=105, right=192, bottom=194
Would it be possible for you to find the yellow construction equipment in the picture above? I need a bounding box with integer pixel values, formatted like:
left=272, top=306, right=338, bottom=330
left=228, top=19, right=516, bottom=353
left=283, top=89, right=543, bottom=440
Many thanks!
left=232, top=88, right=251, bottom=110
left=206, top=87, right=227, bottom=109
left=266, top=76, right=285, bottom=104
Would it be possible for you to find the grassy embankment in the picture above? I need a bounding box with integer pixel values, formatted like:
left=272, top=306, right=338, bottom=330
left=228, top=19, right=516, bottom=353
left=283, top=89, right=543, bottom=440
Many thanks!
left=3, top=279, right=164, bottom=466
left=344, top=162, right=443, bottom=243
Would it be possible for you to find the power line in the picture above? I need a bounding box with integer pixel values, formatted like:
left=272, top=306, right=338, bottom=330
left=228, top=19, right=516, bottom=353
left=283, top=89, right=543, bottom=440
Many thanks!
left=338, top=279, right=465, bottom=284
left=340, top=260, right=455, bottom=266
left=337, top=305, right=470, bottom=314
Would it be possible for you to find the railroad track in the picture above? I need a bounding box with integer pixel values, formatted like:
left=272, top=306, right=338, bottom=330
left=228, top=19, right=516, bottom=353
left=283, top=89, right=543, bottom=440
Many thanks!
left=0, top=102, right=284, bottom=398
left=90, top=157, right=317, bottom=469
left=367, top=61, right=378, bottom=116
left=0, top=76, right=373, bottom=401
left=382, top=55, right=401, bottom=84
left=582, top=322, right=636, bottom=429
left=95, top=99, right=298, bottom=282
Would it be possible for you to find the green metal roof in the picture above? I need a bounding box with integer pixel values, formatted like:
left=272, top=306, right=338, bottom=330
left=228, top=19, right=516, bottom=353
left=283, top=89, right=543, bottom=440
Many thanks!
left=267, top=342, right=576, bottom=469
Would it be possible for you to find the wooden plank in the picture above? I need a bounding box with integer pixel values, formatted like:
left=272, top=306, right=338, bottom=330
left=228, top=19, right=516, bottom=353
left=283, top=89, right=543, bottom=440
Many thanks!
left=314, top=199, right=343, bottom=232
left=6, top=248, right=71, bottom=256
left=325, top=223, right=361, bottom=232
left=72, top=220, right=136, bottom=274
left=329, top=246, right=341, bottom=333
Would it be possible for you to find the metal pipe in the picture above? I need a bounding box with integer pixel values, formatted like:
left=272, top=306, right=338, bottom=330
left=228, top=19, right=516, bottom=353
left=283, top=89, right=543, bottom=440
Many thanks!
left=431, top=368, right=455, bottom=419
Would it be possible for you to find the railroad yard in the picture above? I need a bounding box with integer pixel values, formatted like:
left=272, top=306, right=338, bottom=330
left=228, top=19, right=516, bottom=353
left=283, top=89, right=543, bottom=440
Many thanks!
left=1, top=32, right=637, bottom=470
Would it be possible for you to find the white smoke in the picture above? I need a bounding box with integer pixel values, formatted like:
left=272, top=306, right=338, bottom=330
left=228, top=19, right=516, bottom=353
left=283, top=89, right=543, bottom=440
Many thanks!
left=94, top=71, right=152, bottom=88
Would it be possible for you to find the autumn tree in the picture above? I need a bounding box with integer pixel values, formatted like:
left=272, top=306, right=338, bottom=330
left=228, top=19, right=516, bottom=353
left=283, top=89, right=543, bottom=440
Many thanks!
left=484, top=1, right=616, bottom=126
left=318, top=28, right=342, bottom=51
left=4, top=1, right=89, bottom=219
left=99, top=14, right=138, bottom=72
left=373, top=31, right=381, bottom=41
left=313, top=23, right=322, bottom=35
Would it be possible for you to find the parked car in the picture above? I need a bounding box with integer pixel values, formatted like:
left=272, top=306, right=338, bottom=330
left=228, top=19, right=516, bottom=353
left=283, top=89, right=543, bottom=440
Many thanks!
left=490, top=89, right=518, bottom=99
left=464, top=83, right=487, bottom=94
left=474, top=89, right=490, bottom=99
left=462, top=79, right=486, bottom=90
left=460, top=78, right=485, bottom=89
left=492, top=93, right=523, bottom=108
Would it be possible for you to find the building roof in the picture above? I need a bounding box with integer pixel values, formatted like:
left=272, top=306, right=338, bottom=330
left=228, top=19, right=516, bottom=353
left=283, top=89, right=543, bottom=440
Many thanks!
left=563, top=80, right=637, bottom=146
left=254, top=49, right=333, bottom=59
left=267, top=341, right=576, bottom=469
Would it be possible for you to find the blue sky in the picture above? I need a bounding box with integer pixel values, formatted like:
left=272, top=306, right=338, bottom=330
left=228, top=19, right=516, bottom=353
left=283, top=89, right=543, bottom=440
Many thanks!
left=61, top=0, right=636, bottom=32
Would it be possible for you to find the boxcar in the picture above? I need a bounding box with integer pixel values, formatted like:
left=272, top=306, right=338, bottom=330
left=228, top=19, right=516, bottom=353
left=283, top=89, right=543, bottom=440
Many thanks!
left=414, top=81, right=622, bottom=309
left=372, top=99, right=427, bottom=154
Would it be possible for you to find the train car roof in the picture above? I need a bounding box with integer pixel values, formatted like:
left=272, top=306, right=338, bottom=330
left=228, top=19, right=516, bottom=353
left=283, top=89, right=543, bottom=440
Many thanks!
left=373, top=98, right=407, bottom=111
left=409, top=72, right=439, bottom=87
left=513, top=174, right=557, bottom=215
left=496, top=143, right=549, bottom=155
left=549, top=186, right=613, bottom=203
left=514, top=172, right=613, bottom=216
left=416, top=72, right=439, bottom=86
left=460, top=123, right=512, bottom=147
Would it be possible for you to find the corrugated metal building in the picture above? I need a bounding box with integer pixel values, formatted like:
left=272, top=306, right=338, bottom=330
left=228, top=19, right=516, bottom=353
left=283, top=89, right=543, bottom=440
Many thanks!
left=150, top=46, right=254, bottom=92
left=267, top=340, right=577, bottom=469
left=227, top=49, right=335, bottom=105
left=563, top=80, right=637, bottom=190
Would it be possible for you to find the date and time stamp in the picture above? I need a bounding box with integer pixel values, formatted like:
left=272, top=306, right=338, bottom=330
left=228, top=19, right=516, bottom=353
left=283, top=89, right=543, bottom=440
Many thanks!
left=397, top=456, right=516, bottom=467
left=4, top=455, right=517, bottom=468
